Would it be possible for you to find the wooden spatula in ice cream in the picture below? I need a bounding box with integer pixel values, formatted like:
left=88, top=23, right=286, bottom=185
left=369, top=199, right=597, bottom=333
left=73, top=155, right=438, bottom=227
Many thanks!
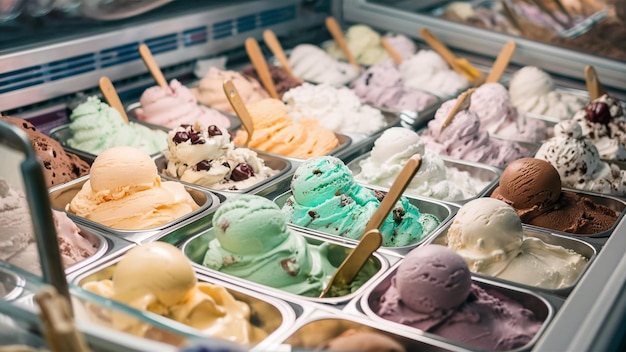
left=319, top=155, right=422, bottom=298
left=223, top=80, right=254, bottom=148
left=441, top=87, right=476, bottom=131
left=263, top=29, right=302, bottom=83
left=584, top=65, right=607, bottom=99
left=138, top=43, right=168, bottom=88
left=419, top=27, right=484, bottom=85
left=325, top=16, right=361, bottom=71
left=245, top=37, right=279, bottom=100
left=99, top=77, right=129, bottom=124
left=484, top=41, right=516, bottom=84
left=380, top=37, right=404, bottom=65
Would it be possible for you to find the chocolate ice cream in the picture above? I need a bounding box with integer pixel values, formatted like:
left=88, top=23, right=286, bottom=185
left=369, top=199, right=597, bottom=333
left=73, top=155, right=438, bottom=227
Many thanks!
left=241, top=64, right=301, bottom=99
left=1, top=116, right=90, bottom=188
left=492, top=158, right=619, bottom=235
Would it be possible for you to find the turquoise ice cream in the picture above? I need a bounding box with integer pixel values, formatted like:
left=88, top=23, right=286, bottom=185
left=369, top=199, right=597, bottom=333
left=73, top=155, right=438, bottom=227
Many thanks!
left=67, top=96, right=167, bottom=155
left=202, top=195, right=375, bottom=297
left=282, top=156, right=440, bottom=247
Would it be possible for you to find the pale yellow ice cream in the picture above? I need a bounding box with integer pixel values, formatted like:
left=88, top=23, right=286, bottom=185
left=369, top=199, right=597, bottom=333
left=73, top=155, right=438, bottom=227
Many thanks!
left=83, top=242, right=265, bottom=345
left=67, top=146, right=199, bottom=230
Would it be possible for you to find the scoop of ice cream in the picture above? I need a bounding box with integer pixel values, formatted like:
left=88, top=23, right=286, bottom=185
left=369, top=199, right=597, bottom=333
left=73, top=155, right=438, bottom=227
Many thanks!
left=290, top=155, right=355, bottom=208
left=135, top=79, right=231, bottom=129
left=163, top=123, right=277, bottom=191
left=190, top=68, right=269, bottom=113
left=288, top=44, right=359, bottom=85
left=112, top=242, right=196, bottom=307
left=447, top=198, right=524, bottom=272
left=315, top=329, right=406, bottom=352
left=84, top=242, right=263, bottom=344
left=67, top=146, right=199, bottom=230
left=400, top=50, right=469, bottom=97
left=350, top=61, right=437, bottom=112
left=283, top=82, right=386, bottom=134
left=325, top=24, right=388, bottom=65
left=382, top=33, right=417, bottom=59
left=234, top=98, right=339, bottom=159
left=536, top=120, right=626, bottom=196
left=355, top=127, right=486, bottom=201
left=493, top=158, right=561, bottom=209
left=68, top=97, right=168, bottom=156
left=395, top=245, right=471, bottom=313
left=241, top=64, right=301, bottom=99
left=1, top=116, right=89, bottom=188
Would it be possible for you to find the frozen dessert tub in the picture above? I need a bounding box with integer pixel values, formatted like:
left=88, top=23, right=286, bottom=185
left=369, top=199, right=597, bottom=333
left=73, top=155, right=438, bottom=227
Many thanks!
left=178, top=227, right=389, bottom=306
left=273, top=190, right=456, bottom=256
left=126, top=101, right=243, bottom=131
left=360, top=263, right=554, bottom=352
left=429, top=225, right=597, bottom=297
left=68, top=256, right=296, bottom=350
left=347, top=152, right=501, bottom=205
left=48, top=120, right=170, bottom=163
left=268, top=308, right=464, bottom=352
left=153, top=150, right=292, bottom=195
left=48, top=175, right=221, bottom=243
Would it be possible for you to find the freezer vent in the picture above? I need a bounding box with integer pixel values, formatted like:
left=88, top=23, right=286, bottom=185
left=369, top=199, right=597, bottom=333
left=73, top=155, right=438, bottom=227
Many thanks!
left=0, top=4, right=297, bottom=95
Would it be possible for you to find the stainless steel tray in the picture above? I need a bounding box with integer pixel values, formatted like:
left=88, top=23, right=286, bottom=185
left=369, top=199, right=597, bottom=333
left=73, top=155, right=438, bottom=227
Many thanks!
left=69, top=255, right=296, bottom=349
left=428, top=224, right=597, bottom=296
left=153, top=150, right=292, bottom=194
left=360, top=261, right=554, bottom=352
left=178, top=226, right=389, bottom=306
left=126, top=101, right=242, bottom=132
left=48, top=175, right=221, bottom=243
left=273, top=189, right=456, bottom=255
left=347, top=151, right=501, bottom=205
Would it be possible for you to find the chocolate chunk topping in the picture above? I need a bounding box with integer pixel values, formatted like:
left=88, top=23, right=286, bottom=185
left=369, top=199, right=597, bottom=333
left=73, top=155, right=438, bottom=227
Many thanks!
left=207, top=125, right=223, bottom=136
left=189, top=131, right=205, bottom=144
left=392, top=207, right=406, bottom=224
left=230, top=163, right=254, bottom=181
left=313, top=169, right=322, bottom=176
left=195, top=160, right=211, bottom=171
left=280, top=258, right=299, bottom=276
left=374, top=190, right=386, bottom=202
left=222, top=162, right=230, bottom=168
left=172, top=131, right=190, bottom=144
left=585, top=102, right=612, bottom=124
left=308, top=210, right=319, bottom=219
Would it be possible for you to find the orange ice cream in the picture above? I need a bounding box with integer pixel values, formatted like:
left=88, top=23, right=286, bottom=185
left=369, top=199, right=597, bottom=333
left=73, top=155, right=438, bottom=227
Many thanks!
left=234, top=99, right=339, bottom=159
left=67, top=146, right=199, bottom=230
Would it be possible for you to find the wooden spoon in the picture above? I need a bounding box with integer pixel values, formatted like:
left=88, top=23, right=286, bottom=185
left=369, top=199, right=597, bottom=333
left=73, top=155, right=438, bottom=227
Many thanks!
left=325, top=16, right=361, bottom=71
left=263, top=29, right=302, bottom=82
left=99, top=77, right=129, bottom=124
left=419, top=27, right=484, bottom=84
left=441, top=88, right=476, bottom=131
left=320, top=155, right=422, bottom=298
left=245, top=37, right=279, bottom=99
left=584, top=65, right=606, bottom=99
left=484, top=41, right=516, bottom=84
left=223, top=80, right=254, bottom=147
left=138, top=43, right=168, bottom=88
left=381, top=37, right=404, bottom=64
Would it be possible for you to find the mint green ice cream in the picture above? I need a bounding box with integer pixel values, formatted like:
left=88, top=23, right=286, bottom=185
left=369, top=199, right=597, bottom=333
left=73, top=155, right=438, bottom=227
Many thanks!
left=67, top=96, right=167, bottom=155
left=282, top=156, right=440, bottom=247
left=202, top=194, right=375, bottom=297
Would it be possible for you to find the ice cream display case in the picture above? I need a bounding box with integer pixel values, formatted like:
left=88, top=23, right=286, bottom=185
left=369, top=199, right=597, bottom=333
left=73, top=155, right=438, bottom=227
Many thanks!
left=4, top=0, right=626, bottom=351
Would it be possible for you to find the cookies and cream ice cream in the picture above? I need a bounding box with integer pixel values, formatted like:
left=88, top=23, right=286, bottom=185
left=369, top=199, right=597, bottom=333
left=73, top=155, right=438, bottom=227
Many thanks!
left=536, top=120, right=626, bottom=196
left=447, top=198, right=588, bottom=289
left=164, top=123, right=277, bottom=191
left=83, top=242, right=265, bottom=345
left=67, top=146, right=199, bottom=230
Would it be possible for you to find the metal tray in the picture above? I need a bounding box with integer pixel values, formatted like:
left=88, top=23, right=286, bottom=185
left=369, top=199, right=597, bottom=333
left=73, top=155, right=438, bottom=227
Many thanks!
left=347, top=151, right=501, bottom=205
left=48, top=175, right=221, bottom=243
left=360, top=262, right=554, bottom=352
left=273, top=311, right=464, bottom=352
left=69, top=256, right=296, bottom=349
left=428, top=224, right=597, bottom=296
left=273, top=189, right=456, bottom=256
left=0, top=267, right=25, bottom=301
left=48, top=120, right=170, bottom=162
left=154, top=150, right=292, bottom=194
left=126, top=101, right=242, bottom=132
left=486, top=184, right=626, bottom=238
left=179, top=227, right=389, bottom=306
